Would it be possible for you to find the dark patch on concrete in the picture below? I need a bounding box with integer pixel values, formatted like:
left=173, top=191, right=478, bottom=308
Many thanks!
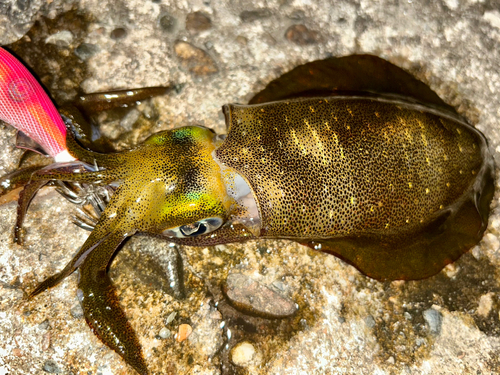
left=158, top=12, right=177, bottom=33
left=110, top=27, right=127, bottom=40
left=186, top=11, right=212, bottom=33
left=285, top=24, right=321, bottom=45
left=7, top=9, right=93, bottom=104
left=355, top=252, right=500, bottom=368
left=403, top=254, right=500, bottom=335
left=239, top=9, right=272, bottom=23
left=485, top=349, right=500, bottom=373
left=91, top=98, right=163, bottom=151
left=73, top=42, right=98, bottom=61
left=354, top=15, right=373, bottom=34
left=110, top=236, right=185, bottom=299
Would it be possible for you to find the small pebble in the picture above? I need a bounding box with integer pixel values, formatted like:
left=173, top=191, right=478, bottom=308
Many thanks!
left=285, top=24, right=320, bottom=45
left=41, top=332, right=51, bottom=351
left=158, top=327, right=171, bottom=339
left=483, top=10, right=500, bottom=30
left=166, top=311, right=177, bottom=324
left=477, top=292, right=494, bottom=317
left=159, top=13, right=176, bottom=32
left=231, top=341, right=258, bottom=366
left=223, top=273, right=298, bottom=318
left=174, top=41, right=218, bottom=76
left=483, top=232, right=499, bottom=252
left=74, top=43, right=99, bottom=61
left=15, top=0, right=30, bottom=11
left=423, top=308, right=442, bottom=335
left=110, top=27, right=127, bottom=40
left=239, top=9, right=272, bottom=23
left=38, top=319, right=50, bottom=330
left=262, top=32, right=277, bottom=46
left=42, top=359, right=61, bottom=373
left=70, top=303, right=84, bottom=319
left=288, top=9, right=305, bottom=20
left=186, top=11, right=212, bottom=32
left=176, top=323, right=193, bottom=342
left=365, top=315, right=376, bottom=328
left=443, top=262, right=459, bottom=278
left=120, top=108, right=141, bottom=131
left=415, top=337, right=426, bottom=347
left=45, top=30, right=73, bottom=47
left=236, top=35, right=248, bottom=46
left=210, top=256, right=224, bottom=265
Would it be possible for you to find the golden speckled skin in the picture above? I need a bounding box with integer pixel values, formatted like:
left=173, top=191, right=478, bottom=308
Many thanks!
left=219, top=97, right=484, bottom=238
left=217, top=96, right=493, bottom=280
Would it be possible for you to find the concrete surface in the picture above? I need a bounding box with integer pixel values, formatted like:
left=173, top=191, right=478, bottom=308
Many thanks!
left=1, top=0, right=500, bottom=374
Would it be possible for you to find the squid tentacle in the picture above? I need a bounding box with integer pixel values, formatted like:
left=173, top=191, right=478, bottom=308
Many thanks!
left=29, top=224, right=147, bottom=373
left=77, top=230, right=147, bottom=375
left=32, top=167, right=120, bottom=185
left=0, top=165, right=46, bottom=197
left=14, top=179, right=49, bottom=245
left=29, top=232, right=110, bottom=298
left=64, top=130, right=127, bottom=168
left=29, top=185, right=129, bottom=298
left=72, top=86, right=171, bottom=112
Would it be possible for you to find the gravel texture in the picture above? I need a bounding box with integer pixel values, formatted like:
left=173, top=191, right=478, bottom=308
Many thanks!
left=1, top=0, right=500, bottom=374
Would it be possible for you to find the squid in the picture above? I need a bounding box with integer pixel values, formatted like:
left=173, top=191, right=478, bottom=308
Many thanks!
left=0, top=47, right=494, bottom=374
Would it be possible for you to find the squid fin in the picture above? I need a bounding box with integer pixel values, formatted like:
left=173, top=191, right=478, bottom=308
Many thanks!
left=249, top=54, right=456, bottom=114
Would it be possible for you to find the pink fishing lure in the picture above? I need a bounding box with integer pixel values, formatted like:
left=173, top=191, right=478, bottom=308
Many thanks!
left=0, top=47, right=73, bottom=162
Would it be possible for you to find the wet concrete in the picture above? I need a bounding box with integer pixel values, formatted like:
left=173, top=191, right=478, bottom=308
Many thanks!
left=1, top=1, right=500, bottom=374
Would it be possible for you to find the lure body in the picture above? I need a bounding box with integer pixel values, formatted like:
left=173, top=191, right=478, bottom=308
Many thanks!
left=0, top=48, right=72, bottom=161
left=0, top=53, right=494, bottom=374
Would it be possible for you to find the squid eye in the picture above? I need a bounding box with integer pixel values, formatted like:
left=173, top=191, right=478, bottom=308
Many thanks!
left=162, top=217, right=223, bottom=238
